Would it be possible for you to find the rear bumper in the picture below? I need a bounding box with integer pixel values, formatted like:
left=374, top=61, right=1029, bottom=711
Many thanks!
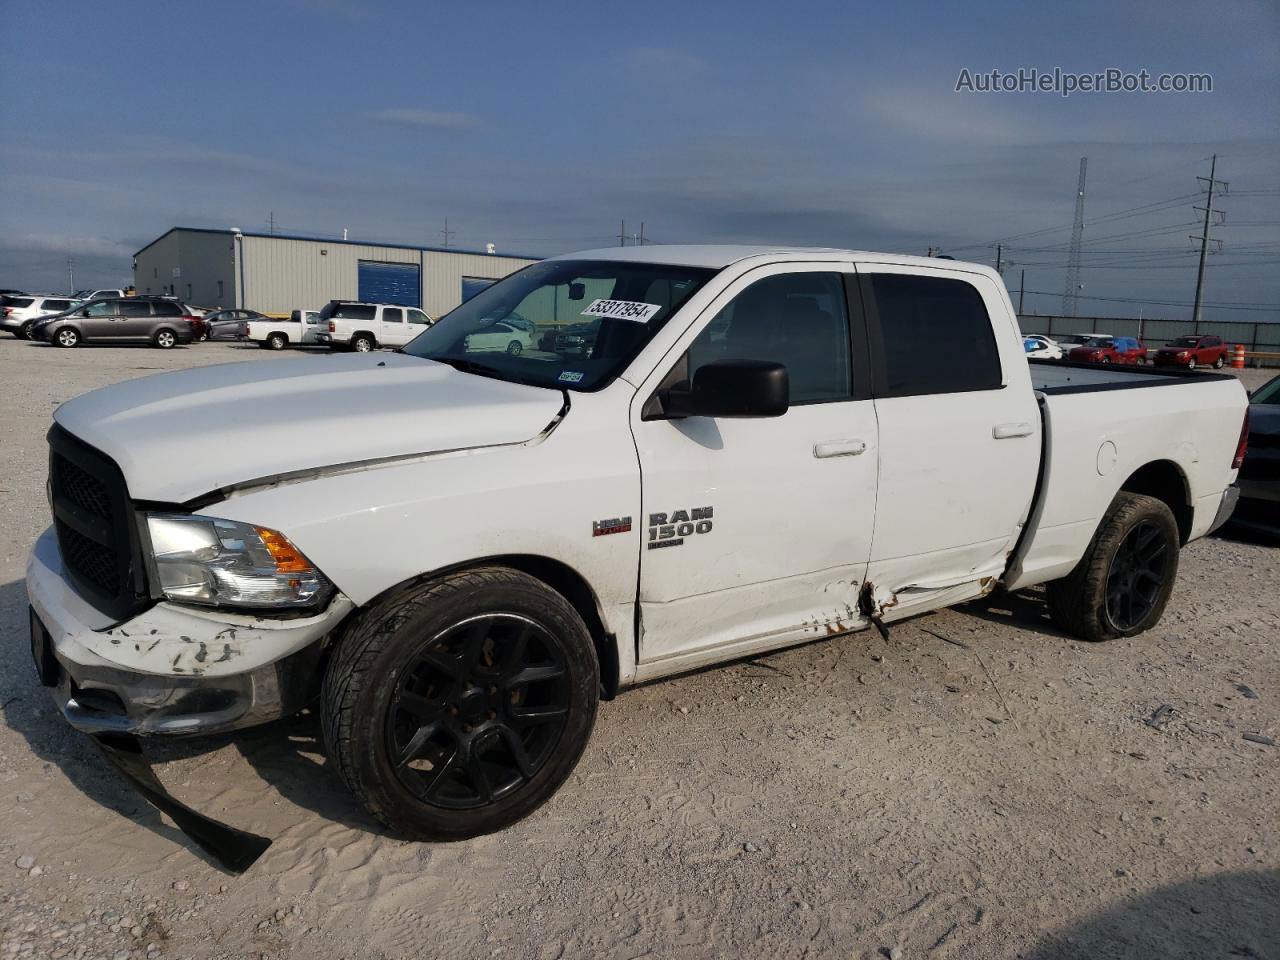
left=26, top=526, right=353, bottom=736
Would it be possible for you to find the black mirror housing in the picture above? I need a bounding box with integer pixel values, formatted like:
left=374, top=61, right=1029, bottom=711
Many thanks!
left=567, top=282, right=585, bottom=301
left=690, top=359, right=788, bottom=418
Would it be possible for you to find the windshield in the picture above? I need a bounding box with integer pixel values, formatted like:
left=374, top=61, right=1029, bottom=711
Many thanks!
left=1252, top=376, right=1280, bottom=405
left=1083, top=337, right=1112, bottom=347
left=1169, top=337, right=1200, bottom=347
left=402, top=259, right=715, bottom=391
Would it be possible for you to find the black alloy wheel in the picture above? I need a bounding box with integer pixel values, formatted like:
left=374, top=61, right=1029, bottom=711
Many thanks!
left=1104, top=519, right=1171, bottom=632
left=385, top=613, right=570, bottom=809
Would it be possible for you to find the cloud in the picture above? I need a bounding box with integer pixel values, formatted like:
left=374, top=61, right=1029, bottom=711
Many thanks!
left=367, top=108, right=483, bottom=131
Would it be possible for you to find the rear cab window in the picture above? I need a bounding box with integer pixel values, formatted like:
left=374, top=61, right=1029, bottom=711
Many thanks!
left=321, top=303, right=377, bottom=323
left=865, top=273, right=1002, bottom=396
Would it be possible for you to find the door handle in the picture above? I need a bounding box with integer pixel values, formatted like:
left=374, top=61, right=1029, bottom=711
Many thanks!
left=814, top=439, right=867, bottom=459
left=992, top=422, right=1034, bottom=439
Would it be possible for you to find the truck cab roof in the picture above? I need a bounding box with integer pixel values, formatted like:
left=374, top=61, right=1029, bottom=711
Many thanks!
left=550, top=244, right=997, bottom=276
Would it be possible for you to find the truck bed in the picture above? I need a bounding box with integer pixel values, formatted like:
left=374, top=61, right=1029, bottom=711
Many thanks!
left=1029, top=358, right=1236, bottom=394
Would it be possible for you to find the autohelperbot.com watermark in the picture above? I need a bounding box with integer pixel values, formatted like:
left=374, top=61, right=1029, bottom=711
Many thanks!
left=955, top=67, right=1212, bottom=97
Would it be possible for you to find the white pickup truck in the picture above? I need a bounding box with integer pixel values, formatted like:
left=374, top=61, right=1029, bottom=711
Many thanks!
left=27, top=246, right=1248, bottom=860
left=245, top=309, right=325, bottom=350
left=314, top=299, right=434, bottom=352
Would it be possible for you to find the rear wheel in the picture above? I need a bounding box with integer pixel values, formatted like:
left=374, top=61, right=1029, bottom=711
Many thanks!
left=18, top=320, right=35, bottom=341
left=322, top=567, right=599, bottom=840
left=1046, top=492, right=1180, bottom=642
left=54, top=327, right=80, bottom=348
left=267, top=332, right=287, bottom=350
left=154, top=329, right=177, bottom=349
left=352, top=335, right=375, bottom=353
left=506, top=340, right=523, bottom=356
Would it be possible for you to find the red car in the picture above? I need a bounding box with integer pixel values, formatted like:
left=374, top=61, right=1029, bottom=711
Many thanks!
left=1153, top=335, right=1228, bottom=369
left=1068, top=335, right=1148, bottom=365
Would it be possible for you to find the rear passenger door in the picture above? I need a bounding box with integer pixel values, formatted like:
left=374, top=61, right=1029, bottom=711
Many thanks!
left=116, top=300, right=154, bottom=339
left=858, top=266, right=1041, bottom=616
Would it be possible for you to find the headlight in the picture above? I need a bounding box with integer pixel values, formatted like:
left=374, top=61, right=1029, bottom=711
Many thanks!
left=146, top=513, right=332, bottom=609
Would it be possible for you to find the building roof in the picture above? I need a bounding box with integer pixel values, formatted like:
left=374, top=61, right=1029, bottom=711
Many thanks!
left=133, top=227, right=542, bottom=262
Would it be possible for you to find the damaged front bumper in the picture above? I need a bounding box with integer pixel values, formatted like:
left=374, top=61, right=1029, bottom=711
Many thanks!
left=26, top=527, right=353, bottom=737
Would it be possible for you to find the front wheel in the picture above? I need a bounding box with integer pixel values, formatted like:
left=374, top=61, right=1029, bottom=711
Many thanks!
left=1214, top=355, right=1225, bottom=369
left=1188, top=358, right=1197, bottom=370
left=54, top=327, right=80, bottom=348
left=1046, top=492, right=1180, bottom=642
left=322, top=567, right=599, bottom=840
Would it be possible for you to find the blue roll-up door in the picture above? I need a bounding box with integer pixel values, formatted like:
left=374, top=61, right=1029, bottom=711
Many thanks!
left=461, top=276, right=497, bottom=302
left=358, top=260, right=421, bottom=306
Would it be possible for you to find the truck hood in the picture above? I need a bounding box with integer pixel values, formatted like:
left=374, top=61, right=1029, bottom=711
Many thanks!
left=54, top=353, right=566, bottom=503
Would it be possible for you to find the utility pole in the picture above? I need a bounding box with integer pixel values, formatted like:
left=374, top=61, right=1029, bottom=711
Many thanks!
left=995, top=244, right=1002, bottom=274
left=927, top=246, right=935, bottom=258
left=618, top=220, right=626, bottom=247
left=638, top=221, right=646, bottom=246
left=66, top=255, right=74, bottom=293
left=1062, top=157, right=1087, bottom=317
left=1018, top=269, right=1025, bottom=314
left=441, top=218, right=454, bottom=249
left=1190, top=154, right=1228, bottom=325
left=267, top=211, right=275, bottom=235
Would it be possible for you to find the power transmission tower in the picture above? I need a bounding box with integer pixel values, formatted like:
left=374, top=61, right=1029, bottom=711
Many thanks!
left=441, top=218, right=454, bottom=249
left=1062, top=157, right=1087, bottom=316
left=618, top=220, right=627, bottom=247
left=1190, top=154, right=1228, bottom=325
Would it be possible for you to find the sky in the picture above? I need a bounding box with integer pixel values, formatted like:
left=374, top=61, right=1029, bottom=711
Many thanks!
left=1, top=0, right=1277, bottom=323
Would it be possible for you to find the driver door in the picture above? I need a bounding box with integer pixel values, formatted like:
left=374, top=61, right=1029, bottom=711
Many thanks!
left=631, top=263, right=878, bottom=671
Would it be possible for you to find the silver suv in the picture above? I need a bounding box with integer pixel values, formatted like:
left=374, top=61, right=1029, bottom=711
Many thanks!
left=30, top=297, right=197, bottom=349
left=1, top=295, right=81, bottom=339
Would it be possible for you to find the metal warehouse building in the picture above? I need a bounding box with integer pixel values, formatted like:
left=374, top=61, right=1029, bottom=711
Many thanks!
left=133, top=227, right=539, bottom=317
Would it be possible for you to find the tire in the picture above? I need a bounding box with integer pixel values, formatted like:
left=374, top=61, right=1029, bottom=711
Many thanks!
left=322, top=567, right=599, bottom=840
left=506, top=340, right=523, bottom=356
left=1214, top=354, right=1225, bottom=369
left=54, top=327, right=80, bottom=348
left=1101, top=356, right=1112, bottom=364
left=1046, top=492, right=1180, bottom=642
left=352, top=335, right=375, bottom=353
left=268, top=333, right=287, bottom=351
left=18, top=320, right=34, bottom=341
left=153, top=329, right=177, bottom=349
left=1188, top=357, right=1197, bottom=370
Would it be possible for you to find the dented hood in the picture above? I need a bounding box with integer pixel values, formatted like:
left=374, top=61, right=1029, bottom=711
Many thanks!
left=54, top=353, right=565, bottom=503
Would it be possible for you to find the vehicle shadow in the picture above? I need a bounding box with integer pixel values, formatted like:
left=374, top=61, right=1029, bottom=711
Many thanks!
left=1021, top=868, right=1278, bottom=960
left=954, top=586, right=1075, bottom=639
left=0, top=578, right=379, bottom=869
left=1212, top=521, right=1280, bottom=549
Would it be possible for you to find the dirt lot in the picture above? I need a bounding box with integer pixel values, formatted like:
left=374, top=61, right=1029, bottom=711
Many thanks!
left=0, top=338, right=1276, bottom=960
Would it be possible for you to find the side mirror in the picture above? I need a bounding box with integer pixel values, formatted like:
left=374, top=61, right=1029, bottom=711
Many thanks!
left=689, top=359, right=788, bottom=418
left=567, top=282, right=585, bottom=301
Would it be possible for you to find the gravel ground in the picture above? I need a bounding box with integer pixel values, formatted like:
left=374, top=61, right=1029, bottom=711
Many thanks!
left=0, top=338, right=1276, bottom=960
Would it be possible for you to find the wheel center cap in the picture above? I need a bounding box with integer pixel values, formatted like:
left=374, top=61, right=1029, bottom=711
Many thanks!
left=457, top=689, right=490, bottom=724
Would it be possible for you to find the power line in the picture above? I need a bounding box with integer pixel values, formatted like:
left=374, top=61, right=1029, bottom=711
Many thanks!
left=1020, top=288, right=1278, bottom=311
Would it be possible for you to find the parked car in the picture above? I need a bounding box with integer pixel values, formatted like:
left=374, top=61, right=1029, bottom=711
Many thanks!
left=71, top=288, right=126, bottom=301
left=1, top=294, right=80, bottom=339
left=202, top=309, right=267, bottom=341
left=1229, top=374, right=1280, bottom=535
left=247, top=310, right=326, bottom=350
left=25, top=246, right=1247, bottom=866
left=1053, top=333, right=1098, bottom=348
left=554, top=322, right=597, bottom=357
left=1153, top=335, right=1228, bottom=370
left=1068, top=335, right=1147, bottom=365
left=29, top=296, right=196, bottom=348
left=1021, top=334, right=1063, bottom=360
left=463, top=320, right=533, bottom=355
left=316, top=300, right=433, bottom=352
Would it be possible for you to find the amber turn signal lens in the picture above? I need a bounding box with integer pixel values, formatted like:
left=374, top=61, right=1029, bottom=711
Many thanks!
left=254, top=526, right=312, bottom=574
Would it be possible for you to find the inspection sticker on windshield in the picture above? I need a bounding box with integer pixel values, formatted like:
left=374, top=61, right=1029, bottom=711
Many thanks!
left=581, top=299, right=662, bottom=323
left=558, top=370, right=584, bottom=384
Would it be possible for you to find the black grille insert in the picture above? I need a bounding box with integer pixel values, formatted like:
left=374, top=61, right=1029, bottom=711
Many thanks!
left=48, top=425, right=149, bottom=620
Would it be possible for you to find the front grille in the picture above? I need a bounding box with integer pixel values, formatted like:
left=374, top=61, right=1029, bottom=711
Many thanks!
left=48, top=426, right=149, bottom=620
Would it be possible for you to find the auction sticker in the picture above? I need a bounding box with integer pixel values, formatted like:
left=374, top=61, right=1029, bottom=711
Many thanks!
left=581, top=299, right=662, bottom=323
left=558, top=370, right=585, bottom=383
